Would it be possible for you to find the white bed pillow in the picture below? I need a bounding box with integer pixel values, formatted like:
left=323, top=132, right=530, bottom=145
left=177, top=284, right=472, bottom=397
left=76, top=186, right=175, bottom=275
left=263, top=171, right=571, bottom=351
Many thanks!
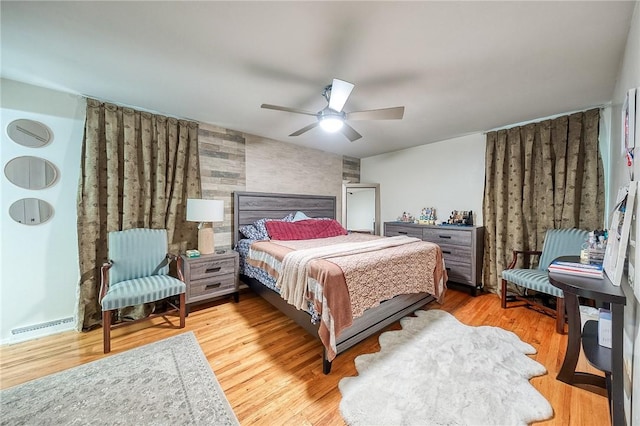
left=293, top=211, right=310, bottom=221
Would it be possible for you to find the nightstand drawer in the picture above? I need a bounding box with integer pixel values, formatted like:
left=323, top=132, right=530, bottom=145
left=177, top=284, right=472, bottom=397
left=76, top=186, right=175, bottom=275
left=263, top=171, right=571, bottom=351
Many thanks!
left=423, top=228, right=472, bottom=246
left=189, top=274, right=236, bottom=299
left=189, top=258, right=236, bottom=280
left=181, top=251, right=240, bottom=307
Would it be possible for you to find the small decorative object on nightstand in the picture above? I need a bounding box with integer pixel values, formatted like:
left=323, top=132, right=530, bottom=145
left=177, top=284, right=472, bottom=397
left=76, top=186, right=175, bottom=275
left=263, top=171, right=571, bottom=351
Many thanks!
left=181, top=251, right=239, bottom=312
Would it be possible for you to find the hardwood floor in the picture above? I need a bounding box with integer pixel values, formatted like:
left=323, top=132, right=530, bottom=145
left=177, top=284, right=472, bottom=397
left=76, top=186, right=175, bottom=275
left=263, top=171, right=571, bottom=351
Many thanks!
left=0, top=287, right=609, bottom=425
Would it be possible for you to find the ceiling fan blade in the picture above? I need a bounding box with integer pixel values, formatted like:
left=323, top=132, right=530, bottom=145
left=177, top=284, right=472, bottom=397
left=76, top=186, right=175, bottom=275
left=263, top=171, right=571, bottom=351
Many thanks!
left=346, top=106, right=405, bottom=121
left=328, top=79, right=354, bottom=112
left=261, top=104, right=318, bottom=117
left=340, top=123, right=362, bottom=142
left=289, top=121, right=319, bottom=137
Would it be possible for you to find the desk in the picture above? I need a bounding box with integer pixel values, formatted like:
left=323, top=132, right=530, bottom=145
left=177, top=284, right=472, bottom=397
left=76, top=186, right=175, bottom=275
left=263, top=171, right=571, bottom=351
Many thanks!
left=549, top=256, right=626, bottom=426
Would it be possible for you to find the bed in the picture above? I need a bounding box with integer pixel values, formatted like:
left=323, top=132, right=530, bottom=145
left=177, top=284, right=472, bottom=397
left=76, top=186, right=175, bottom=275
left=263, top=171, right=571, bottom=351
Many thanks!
left=233, top=191, right=446, bottom=374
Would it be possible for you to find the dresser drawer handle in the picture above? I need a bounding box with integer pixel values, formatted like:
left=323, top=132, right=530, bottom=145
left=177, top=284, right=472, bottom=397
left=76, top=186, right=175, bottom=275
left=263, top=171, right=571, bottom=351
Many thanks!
left=438, top=235, right=452, bottom=239
left=398, top=231, right=408, bottom=235
left=205, top=267, right=222, bottom=273
left=446, top=267, right=451, bottom=271
left=442, top=250, right=451, bottom=254
left=205, top=283, right=222, bottom=289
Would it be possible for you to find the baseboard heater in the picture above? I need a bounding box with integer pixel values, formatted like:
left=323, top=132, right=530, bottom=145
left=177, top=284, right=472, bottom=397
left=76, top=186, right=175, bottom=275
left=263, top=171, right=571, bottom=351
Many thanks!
left=11, top=317, right=74, bottom=336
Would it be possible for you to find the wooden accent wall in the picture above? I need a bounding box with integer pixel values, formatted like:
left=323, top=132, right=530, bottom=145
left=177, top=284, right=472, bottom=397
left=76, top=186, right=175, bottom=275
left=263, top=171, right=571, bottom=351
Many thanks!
left=198, top=124, right=359, bottom=250
left=198, top=123, right=247, bottom=250
left=342, top=156, right=361, bottom=183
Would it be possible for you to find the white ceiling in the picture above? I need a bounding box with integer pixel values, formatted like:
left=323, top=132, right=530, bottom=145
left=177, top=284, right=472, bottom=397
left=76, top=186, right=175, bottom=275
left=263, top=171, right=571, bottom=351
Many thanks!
left=1, top=1, right=635, bottom=158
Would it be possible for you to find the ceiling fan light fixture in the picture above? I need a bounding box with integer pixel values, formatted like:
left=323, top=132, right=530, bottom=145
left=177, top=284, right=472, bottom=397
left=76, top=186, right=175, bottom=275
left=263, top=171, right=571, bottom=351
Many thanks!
left=319, top=116, right=344, bottom=133
left=261, top=77, right=404, bottom=141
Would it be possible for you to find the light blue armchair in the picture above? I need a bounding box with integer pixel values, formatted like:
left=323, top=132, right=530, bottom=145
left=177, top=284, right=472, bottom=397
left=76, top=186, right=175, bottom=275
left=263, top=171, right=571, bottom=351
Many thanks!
left=100, top=228, right=186, bottom=353
left=501, top=228, right=590, bottom=333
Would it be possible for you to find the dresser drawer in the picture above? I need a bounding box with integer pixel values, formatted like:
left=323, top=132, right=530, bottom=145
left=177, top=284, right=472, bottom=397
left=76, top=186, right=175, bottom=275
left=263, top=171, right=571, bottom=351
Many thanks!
left=422, top=228, right=472, bottom=246
left=438, top=243, right=472, bottom=262
left=189, top=274, right=236, bottom=299
left=384, top=224, right=423, bottom=239
left=443, top=259, right=472, bottom=283
left=188, top=257, right=236, bottom=280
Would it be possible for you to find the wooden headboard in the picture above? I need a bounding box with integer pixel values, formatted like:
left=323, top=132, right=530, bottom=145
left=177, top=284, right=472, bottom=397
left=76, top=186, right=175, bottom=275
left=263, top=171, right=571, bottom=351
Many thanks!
left=233, top=191, right=336, bottom=245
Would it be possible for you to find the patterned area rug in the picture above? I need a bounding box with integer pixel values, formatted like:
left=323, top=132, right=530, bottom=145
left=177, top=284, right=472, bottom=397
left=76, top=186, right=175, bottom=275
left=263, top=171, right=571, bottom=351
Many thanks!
left=339, top=310, right=553, bottom=425
left=1, top=332, right=239, bottom=425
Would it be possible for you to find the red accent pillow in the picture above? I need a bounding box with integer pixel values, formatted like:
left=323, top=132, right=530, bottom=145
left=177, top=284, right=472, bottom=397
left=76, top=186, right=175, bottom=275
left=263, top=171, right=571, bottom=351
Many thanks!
left=265, top=219, right=347, bottom=240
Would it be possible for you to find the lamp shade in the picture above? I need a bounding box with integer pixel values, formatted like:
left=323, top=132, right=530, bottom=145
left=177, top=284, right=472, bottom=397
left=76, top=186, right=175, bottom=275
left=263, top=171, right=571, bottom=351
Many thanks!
left=186, top=199, right=224, bottom=223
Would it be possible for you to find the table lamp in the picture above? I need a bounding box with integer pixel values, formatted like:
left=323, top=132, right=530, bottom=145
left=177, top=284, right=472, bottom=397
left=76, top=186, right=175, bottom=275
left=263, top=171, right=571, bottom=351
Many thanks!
left=186, top=198, right=224, bottom=254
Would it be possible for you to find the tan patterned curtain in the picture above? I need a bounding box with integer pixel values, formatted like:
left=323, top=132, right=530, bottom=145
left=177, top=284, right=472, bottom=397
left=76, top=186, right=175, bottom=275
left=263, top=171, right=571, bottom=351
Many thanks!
left=76, top=99, right=201, bottom=331
left=482, top=108, right=604, bottom=293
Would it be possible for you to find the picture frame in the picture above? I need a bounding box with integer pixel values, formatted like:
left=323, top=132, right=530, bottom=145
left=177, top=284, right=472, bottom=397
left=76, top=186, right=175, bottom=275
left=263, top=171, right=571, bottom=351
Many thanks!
left=604, top=181, right=636, bottom=286
left=629, top=87, right=640, bottom=302
left=622, top=88, right=636, bottom=179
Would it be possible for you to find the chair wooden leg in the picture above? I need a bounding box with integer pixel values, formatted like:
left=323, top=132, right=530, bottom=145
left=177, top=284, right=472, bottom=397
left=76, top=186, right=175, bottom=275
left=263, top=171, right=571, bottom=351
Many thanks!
left=179, top=293, right=186, bottom=328
left=556, top=296, right=566, bottom=334
left=501, top=279, right=507, bottom=309
left=103, top=310, right=112, bottom=354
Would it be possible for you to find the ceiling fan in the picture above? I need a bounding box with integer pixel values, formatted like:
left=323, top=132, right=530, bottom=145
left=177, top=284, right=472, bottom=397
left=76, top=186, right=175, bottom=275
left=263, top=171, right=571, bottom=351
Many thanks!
left=261, top=78, right=405, bottom=142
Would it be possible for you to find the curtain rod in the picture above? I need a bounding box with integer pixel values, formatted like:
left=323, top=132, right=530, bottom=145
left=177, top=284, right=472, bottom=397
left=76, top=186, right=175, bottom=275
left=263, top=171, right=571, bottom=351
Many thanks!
left=483, top=103, right=610, bottom=134
left=82, top=93, right=193, bottom=121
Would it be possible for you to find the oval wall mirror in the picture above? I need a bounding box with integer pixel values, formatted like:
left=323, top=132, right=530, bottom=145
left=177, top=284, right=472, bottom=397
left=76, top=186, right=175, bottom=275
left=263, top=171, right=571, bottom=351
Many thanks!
left=4, top=156, right=58, bottom=190
left=7, top=119, right=53, bottom=148
left=9, top=198, right=54, bottom=225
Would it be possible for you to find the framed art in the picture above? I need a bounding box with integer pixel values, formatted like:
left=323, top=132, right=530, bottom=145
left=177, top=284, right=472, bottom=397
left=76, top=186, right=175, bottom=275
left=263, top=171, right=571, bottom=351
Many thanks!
left=630, top=181, right=640, bottom=302
left=623, top=88, right=636, bottom=179
left=630, top=87, right=640, bottom=301
left=604, top=181, right=636, bottom=286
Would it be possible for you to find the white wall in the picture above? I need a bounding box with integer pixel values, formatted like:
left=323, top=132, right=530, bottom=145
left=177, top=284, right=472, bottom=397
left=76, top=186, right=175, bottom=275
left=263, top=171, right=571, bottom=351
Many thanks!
left=361, top=133, right=485, bottom=226
left=0, top=79, right=86, bottom=343
left=610, top=3, right=640, bottom=425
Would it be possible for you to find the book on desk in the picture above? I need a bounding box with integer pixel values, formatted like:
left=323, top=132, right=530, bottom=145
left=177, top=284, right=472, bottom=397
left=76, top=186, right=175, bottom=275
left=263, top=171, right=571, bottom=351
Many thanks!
left=548, top=260, right=604, bottom=278
left=597, top=308, right=612, bottom=348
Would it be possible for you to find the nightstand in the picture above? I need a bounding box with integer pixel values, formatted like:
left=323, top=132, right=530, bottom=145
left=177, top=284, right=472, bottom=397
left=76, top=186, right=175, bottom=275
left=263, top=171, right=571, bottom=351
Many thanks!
left=181, top=251, right=239, bottom=311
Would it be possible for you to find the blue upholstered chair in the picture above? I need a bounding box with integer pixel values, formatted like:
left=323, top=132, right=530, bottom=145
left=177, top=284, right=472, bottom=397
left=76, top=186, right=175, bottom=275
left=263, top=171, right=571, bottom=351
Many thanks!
left=501, top=228, right=590, bottom=334
left=100, top=228, right=186, bottom=353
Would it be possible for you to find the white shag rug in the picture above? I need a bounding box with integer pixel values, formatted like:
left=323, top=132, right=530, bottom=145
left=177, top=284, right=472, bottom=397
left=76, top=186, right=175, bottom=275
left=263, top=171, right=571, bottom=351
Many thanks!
left=338, top=309, right=553, bottom=425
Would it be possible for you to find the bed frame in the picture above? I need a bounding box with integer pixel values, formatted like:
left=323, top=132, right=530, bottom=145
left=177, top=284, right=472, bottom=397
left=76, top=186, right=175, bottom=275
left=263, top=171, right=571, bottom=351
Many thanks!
left=233, top=191, right=435, bottom=374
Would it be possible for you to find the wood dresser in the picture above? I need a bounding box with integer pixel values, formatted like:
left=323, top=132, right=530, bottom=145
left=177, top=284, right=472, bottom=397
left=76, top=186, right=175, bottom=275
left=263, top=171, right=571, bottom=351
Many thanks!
left=384, top=222, right=484, bottom=294
left=181, top=251, right=239, bottom=311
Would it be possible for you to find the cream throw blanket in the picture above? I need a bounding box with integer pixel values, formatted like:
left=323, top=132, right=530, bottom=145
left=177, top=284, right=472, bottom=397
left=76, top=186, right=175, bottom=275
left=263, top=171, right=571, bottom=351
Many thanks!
left=277, top=236, right=420, bottom=309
